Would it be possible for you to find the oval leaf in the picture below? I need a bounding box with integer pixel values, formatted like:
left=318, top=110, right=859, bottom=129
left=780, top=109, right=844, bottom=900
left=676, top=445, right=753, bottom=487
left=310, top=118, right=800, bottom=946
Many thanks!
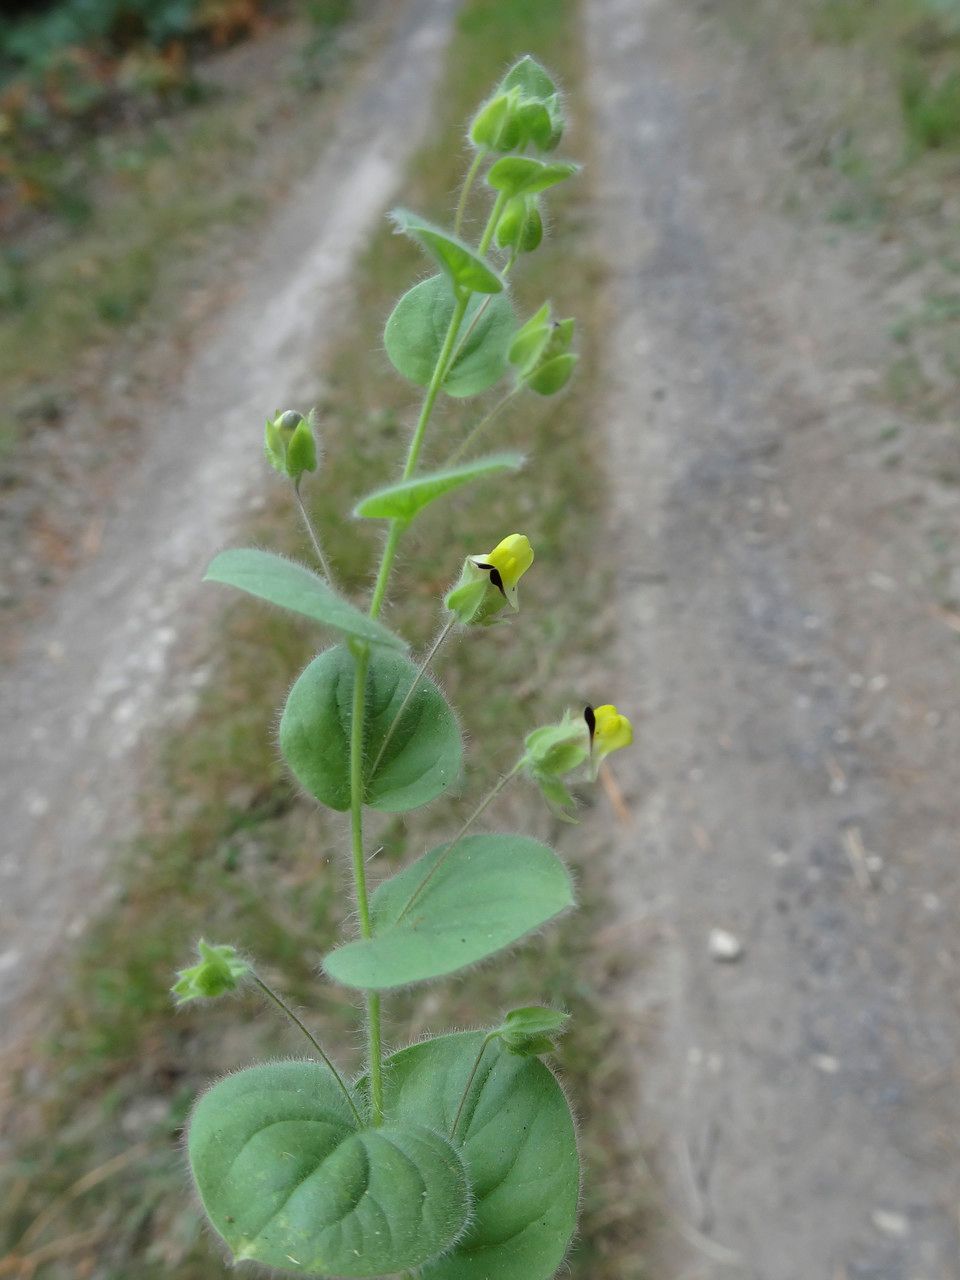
left=324, top=834, right=575, bottom=989
left=385, top=274, right=516, bottom=398
left=280, top=644, right=462, bottom=813
left=391, top=208, right=503, bottom=294
left=188, top=1061, right=470, bottom=1276
left=379, top=1032, right=580, bottom=1280
left=205, top=549, right=405, bottom=651
left=486, top=156, right=579, bottom=199
left=355, top=453, right=525, bottom=523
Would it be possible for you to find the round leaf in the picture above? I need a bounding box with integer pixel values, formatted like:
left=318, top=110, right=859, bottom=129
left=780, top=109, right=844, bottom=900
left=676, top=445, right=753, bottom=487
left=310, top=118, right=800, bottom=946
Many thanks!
left=280, top=644, right=462, bottom=813
left=380, top=1032, right=580, bottom=1280
left=188, top=1061, right=470, bottom=1276
left=323, top=834, right=575, bottom=989
left=205, top=549, right=405, bottom=651
left=390, top=208, right=503, bottom=294
left=385, top=274, right=516, bottom=398
left=354, top=452, right=525, bottom=523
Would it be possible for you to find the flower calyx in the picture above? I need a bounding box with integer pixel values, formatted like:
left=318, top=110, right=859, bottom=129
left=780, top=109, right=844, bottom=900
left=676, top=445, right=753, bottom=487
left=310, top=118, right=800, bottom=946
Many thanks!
left=171, top=940, right=250, bottom=1005
left=264, top=408, right=318, bottom=484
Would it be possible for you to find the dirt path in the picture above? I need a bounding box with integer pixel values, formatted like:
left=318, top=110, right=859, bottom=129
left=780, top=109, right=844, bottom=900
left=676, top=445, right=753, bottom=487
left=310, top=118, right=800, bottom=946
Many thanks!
left=588, top=1, right=960, bottom=1277
left=0, top=0, right=455, bottom=1055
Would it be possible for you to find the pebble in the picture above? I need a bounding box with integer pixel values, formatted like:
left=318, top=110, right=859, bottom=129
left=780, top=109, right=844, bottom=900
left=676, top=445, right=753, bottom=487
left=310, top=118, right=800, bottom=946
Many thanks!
left=709, top=928, right=744, bottom=962
left=871, top=1209, right=910, bottom=1238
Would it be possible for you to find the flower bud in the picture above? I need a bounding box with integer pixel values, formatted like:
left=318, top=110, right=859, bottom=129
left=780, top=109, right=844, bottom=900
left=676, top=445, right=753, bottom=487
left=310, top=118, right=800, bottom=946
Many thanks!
left=495, top=194, right=543, bottom=254
left=171, top=940, right=250, bottom=1005
left=469, top=88, right=523, bottom=152
left=497, top=1006, right=569, bottom=1057
left=264, top=408, right=318, bottom=483
left=510, top=307, right=577, bottom=396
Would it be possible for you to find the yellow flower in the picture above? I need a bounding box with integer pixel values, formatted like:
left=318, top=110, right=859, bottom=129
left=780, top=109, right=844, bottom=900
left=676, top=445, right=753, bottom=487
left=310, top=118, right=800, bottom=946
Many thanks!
left=470, top=533, right=534, bottom=611
left=586, top=704, right=633, bottom=762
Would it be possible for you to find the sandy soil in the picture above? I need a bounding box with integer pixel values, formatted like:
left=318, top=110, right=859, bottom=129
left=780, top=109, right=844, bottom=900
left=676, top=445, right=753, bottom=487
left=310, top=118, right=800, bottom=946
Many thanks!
left=0, top=0, right=455, bottom=1056
left=587, top=1, right=960, bottom=1276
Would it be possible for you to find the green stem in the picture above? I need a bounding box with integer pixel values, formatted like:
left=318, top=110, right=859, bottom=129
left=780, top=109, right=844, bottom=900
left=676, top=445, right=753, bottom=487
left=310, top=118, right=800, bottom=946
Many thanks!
left=368, top=293, right=467, bottom=620
left=478, top=190, right=508, bottom=255
left=369, top=615, right=456, bottom=777
left=252, top=975, right=362, bottom=1125
left=348, top=645, right=383, bottom=1125
left=357, top=186, right=511, bottom=1130
left=454, top=148, right=486, bottom=237
left=445, top=246, right=518, bottom=371
left=394, top=762, right=522, bottom=924
left=446, top=387, right=518, bottom=467
left=293, top=480, right=335, bottom=583
left=450, top=1034, right=495, bottom=1140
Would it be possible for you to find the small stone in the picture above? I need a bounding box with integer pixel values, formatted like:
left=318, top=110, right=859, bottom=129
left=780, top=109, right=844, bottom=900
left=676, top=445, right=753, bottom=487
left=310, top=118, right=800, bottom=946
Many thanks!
left=871, top=1209, right=910, bottom=1238
left=709, top=929, right=743, bottom=962
left=812, top=1053, right=839, bottom=1074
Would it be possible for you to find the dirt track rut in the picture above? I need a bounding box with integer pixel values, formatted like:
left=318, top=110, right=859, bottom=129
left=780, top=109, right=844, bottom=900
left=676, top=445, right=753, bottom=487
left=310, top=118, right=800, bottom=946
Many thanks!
left=0, top=0, right=455, bottom=1055
left=589, top=1, right=960, bottom=1276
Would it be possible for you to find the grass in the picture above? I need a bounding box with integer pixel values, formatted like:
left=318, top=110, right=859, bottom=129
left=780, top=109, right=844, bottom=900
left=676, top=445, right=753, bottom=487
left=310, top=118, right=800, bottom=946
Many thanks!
left=0, top=2, right=646, bottom=1279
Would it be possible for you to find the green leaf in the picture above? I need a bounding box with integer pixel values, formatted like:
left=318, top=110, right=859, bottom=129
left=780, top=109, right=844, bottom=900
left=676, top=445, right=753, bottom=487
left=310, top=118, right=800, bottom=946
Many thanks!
left=324, top=834, right=575, bottom=989
left=188, top=1061, right=470, bottom=1277
left=355, top=453, right=524, bottom=523
left=391, top=209, right=503, bottom=294
left=280, top=644, right=462, bottom=813
left=204, top=549, right=405, bottom=651
left=501, top=54, right=557, bottom=101
left=379, top=1032, right=580, bottom=1280
left=385, top=274, right=516, bottom=398
left=486, top=156, right=579, bottom=199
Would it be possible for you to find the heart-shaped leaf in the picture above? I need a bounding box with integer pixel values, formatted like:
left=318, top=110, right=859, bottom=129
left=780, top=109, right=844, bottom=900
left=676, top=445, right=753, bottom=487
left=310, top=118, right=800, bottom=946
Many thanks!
left=324, top=834, right=575, bottom=989
left=378, top=1032, right=580, bottom=1280
left=188, top=1060, right=470, bottom=1277
left=354, top=453, right=524, bottom=523
left=391, top=209, right=503, bottom=294
left=385, top=274, right=516, bottom=398
left=486, top=156, right=579, bottom=199
left=280, top=644, right=462, bottom=813
left=205, top=549, right=405, bottom=651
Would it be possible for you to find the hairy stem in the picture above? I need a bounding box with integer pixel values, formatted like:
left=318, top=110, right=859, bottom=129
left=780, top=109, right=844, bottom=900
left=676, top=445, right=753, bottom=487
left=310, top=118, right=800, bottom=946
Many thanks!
left=293, top=481, right=334, bottom=583
left=369, top=616, right=456, bottom=778
left=348, top=645, right=383, bottom=1125
left=252, top=975, right=362, bottom=1125
left=394, top=762, right=522, bottom=923
left=357, top=182, right=512, bottom=1131
left=450, top=1034, right=495, bottom=1140
left=454, top=148, right=486, bottom=237
left=368, top=292, right=467, bottom=620
left=446, top=387, right=518, bottom=466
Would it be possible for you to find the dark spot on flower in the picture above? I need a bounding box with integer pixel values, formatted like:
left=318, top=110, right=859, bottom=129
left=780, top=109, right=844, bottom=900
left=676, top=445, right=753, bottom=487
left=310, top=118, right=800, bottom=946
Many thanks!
left=584, top=705, right=596, bottom=742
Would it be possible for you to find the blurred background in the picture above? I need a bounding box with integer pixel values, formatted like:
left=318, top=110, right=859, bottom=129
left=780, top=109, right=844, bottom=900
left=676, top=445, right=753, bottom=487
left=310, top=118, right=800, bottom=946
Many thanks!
left=1, top=0, right=959, bottom=1277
